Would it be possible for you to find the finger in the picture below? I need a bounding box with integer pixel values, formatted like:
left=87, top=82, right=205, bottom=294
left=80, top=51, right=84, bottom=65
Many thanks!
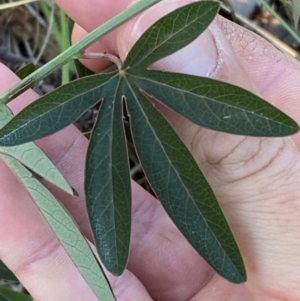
left=71, top=24, right=112, bottom=72
left=56, top=0, right=132, bottom=71
left=0, top=64, right=154, bottom=301
left=116, top=1, right=300, bottom=300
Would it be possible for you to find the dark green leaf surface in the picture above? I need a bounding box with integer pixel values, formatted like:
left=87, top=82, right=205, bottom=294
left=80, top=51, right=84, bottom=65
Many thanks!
left=0, top=295, right=10, bottom=301
left=0, top=261, right=17, bottom=281
left=85, top=77, right=131, bottom=275
left=123, top=1, right=219, bottom=70
left=0, top=73, right=117, bottom=146
left=74, top=59, right=94, bottom=78
left=16, top=63, right=36, bottom=79
left=130, top=70, right=299, bottom=136
left=125, top=79, right=246, bottom=283
left=0, top=288, right=32, bottom=301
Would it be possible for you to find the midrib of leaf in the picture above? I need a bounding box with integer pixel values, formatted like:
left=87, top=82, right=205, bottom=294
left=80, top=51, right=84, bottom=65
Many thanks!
left=96, top=78, right=121, bottom=252
left=109, top=78, right=122, bottom=267
left=124, top=76, right=241, bottom=275
left=130, top=72, right=265, bottom=116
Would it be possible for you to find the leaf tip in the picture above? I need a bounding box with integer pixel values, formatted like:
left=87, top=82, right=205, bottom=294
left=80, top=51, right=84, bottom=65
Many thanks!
left=71, top=187, right=79, bottom=197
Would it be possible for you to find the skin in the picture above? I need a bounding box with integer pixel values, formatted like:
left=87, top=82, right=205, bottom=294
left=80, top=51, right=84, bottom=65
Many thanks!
left=1, top=0, right=300, bottom=300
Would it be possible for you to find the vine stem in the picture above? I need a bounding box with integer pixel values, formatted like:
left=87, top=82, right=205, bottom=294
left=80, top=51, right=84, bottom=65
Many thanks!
left=0, top=0, right=162, bottom=104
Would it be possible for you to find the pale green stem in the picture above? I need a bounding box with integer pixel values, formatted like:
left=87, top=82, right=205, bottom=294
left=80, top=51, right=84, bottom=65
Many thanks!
left=0, top=0, right=162, bottom=104
left=59, top=8, right=70, bottom=85
left=256, top=0, right=300, bottom=44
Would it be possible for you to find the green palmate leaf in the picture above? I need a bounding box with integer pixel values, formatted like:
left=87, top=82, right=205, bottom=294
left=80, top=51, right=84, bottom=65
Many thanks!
left=0, top=73, right=117, bottom=146
left=123, top=1, right=220, bottom=70
left=0, top=261, right=17, bottom=282
left=129, top=70, right=299, bottom=136
left=0, top=154, right=115, bottom=301
left=0, top=288, right=33, bottom=301
left=124, top=79, right=246, bottom=283
left=0, top=0, right=299, bottom=285
left=0, top=102, right=74, bottom=195
left=85, top=77, right=131, bottom=276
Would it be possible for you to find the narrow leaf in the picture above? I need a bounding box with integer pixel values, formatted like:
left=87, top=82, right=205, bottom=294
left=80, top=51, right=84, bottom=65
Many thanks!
left=0, top=102, right=13, bottom=129
left=129, top=70, right=299, bottom=136
left=0, top=288, right=32, bottom=301
left=0, top=102, right=74, bottom=195
left=0, top=261, right=17, bottom=282
left=86, top=77, right=131, bottom=275
left=0, top=73, right=117, bottom=146
left=0, top=154, right=115, bottom=301
left=0, top=143, right=74, bottom=195
left=123, top=1, right=219, bottom=70
left=124, top=80, right=246, bottom=283
left=74, top=59, right=94, bottom=78
left=16, top=63, right=36, bottom=80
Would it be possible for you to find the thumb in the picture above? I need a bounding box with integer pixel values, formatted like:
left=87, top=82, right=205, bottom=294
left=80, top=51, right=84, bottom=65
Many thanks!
left=117, top=0, right=300, bottom=298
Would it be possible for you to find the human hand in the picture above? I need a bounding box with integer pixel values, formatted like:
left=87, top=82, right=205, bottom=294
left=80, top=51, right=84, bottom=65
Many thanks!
left=1, top=0, right=300, bottom=300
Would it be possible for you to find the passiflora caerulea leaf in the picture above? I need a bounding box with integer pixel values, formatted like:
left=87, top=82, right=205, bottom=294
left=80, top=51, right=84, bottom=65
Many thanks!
left=0, top=288, right=33, bottom=301
left=0, top=261, right=17, bottom=282
left=129, top=70, right=299, bottom=136
left=0, top=73, right=116, bottom=146
left=124, top=80, right=246, bottom=283
left=0, top=154, right=115, bottom=301
left=0, top=0, right=299, bottom=285
left=85, top=77, right=131, bottom=275
left=0, top=102, right=74, bottom=195
left=123, top=1, right=220, bottom=70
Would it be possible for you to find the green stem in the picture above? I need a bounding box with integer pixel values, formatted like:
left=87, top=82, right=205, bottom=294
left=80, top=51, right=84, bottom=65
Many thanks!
left=59, top=8, right=70, bottom=85
left=256, top=0, right=300, bottom=44
left=0, top=0, right=162, bottom=104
